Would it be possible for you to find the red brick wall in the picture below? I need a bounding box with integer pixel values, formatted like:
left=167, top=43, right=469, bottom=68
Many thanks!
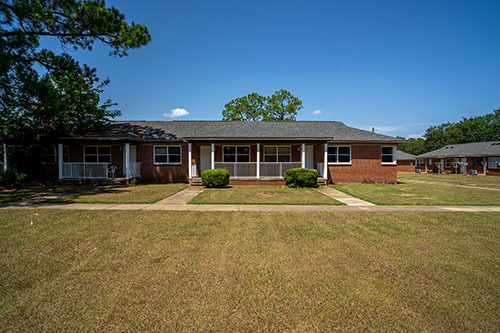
left=138, top=144, right=189, bottom=183
left=64, top=142, right=405, bottom=183
left=489, top=169, right=500, bottom=176
left=327, top=145, right=397, bottom=183
left=397, top=160, right=415, bottom=173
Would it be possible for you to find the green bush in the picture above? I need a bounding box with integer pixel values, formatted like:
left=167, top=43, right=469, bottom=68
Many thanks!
left=201, top=169, right=230, bottom=188
left=283, top=168, right=318, bottom=188
left=0, top=169, right=29, bottom=187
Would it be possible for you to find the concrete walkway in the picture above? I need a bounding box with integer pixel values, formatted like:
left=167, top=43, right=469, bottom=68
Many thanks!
left=2, top=201, right=500, bottom=212
left=319, top=188, right=375, bottom=206
left=153, top=187, right=203, bottom=205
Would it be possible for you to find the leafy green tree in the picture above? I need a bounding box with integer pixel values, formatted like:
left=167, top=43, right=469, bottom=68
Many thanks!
left=396, top=137, right=427, bottom=155
left=0, top=0, right=151, bottom=176
left=397, top=108, right=500, bottom=155
left=264, top=89, right=303, bottom=121
left=222, top=93, right=266, bottom=121
left=222, top=89, right=303, bottom=121
left=423, top=108, right=500, bottom=151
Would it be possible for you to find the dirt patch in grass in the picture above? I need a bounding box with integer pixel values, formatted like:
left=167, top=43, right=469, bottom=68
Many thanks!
left=333, top=182, right=500, bottom=206
left=398, top=172, right=500, bottom=188
left=189, top=186, right=342, bottom=205
left=0, top=210, right=499, bottom=331
left=50, top=183, right=187, bottom=204
left=0, top=184, right=90, bottom=203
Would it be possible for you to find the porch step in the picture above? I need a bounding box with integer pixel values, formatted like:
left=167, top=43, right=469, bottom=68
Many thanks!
left=317, top=177, right=327, bottom=186
left=190, top=177, right=203, bottom=186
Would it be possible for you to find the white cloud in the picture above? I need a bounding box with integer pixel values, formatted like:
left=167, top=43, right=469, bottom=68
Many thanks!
left=163, top=108, right=189, bottom=118
left=407, top=133, right=423, bottom=139
left=312, top=110, right=322, bottom=115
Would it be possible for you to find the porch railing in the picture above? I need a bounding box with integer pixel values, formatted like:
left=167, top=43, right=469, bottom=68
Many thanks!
left=260, top=162, right=302, bottom=178
left=214, top=162, right=257, bottom=178
left=213, top=162, right=302, bottom=178
left=62, top=162, right=109, bottom=179
left=128, top=162, right=141, bottom=178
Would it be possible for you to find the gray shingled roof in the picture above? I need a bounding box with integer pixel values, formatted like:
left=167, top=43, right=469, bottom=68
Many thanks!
left=417, top=141, right=500, bottom=158
left=396, top=150, right=416, bottom=160
left=93, top=121, right=402, bottom=142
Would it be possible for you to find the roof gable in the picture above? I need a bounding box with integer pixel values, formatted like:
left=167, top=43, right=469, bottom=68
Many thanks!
left=396, top=150, right=416, bottom=160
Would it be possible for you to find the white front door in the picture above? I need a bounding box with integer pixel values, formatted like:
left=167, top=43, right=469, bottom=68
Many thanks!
left=460, top=158, right=467, bottom=174
left=200, top=146, right=211, bottom=173
left=123, top=145, right=136, bottom=177
left=305, top=145, right=314, bottom=169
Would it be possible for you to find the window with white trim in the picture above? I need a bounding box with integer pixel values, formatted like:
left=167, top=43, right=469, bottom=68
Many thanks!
left=84, top=146, right=111, bottom=163
left=428, top=159, right=432, bottom=165
left=381, top=146, right=395, bottom=164
left=445, top=158, right=451, bottom=168
left=154, top=146, right=182, bottom=164
left=488, top=157, right=500, bottom=169
left=223, top=146, right=250, bottom=162
left=328, top=146, right=351, bottom=164
left=416, top=159, right=424, bottom=167
left=264, top=146, right=290, bottom=162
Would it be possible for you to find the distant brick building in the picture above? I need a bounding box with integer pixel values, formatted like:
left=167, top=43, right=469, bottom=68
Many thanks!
left=416, top=141, right=500, bottom=176
left=396, top=150, right=416, bottom=172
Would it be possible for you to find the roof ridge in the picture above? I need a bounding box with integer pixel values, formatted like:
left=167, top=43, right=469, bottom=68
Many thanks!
left=114, top=120, right=344, bottom=123
left=444, top=140, right=500, bottom=146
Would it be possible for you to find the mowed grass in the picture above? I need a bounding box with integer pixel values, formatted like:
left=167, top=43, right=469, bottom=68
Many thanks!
left=334, top=182, right=500, bottom=206
left=0, top=210, right=499, bottom=331
left=188, top=186, right=342, bottom=205
left=0, top=184, right=87, bottom=203
left=52, top=183, right=187, bottom=204
left=399, top=172, right=500, bottom=188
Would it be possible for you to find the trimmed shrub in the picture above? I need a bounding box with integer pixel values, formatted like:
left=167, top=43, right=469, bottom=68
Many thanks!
left=201, top=169, right=230, bottom=188
left=0, top=169, right=29, bottom=187
left=283, top=168, right=318, bottom=188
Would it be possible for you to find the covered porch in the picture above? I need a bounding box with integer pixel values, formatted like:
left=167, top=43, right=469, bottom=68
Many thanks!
left=188, top=142, right=329, bottom=180
left=57, top=142, right=141, bottom=180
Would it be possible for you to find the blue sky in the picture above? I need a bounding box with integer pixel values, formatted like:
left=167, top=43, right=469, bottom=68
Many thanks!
left=53, top=0, right=500, bottom=138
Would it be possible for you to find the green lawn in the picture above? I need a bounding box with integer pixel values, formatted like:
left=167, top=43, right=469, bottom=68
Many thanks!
left=189, top=186, right=342, bottom=205
left=0, top=184, right=88, bottom=203
left=0, top=210, right=499, bottom=331
left=333, top=182, right=500, bottom=206
left=51, top=183, right=187, bottom=204
left=398, top=172, right=500, bottom=188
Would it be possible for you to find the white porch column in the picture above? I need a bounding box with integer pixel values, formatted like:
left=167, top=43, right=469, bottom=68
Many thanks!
left=125, top=143, right=130, bottom=180
left=301, top=143, right=306, bottom=168
left=3, top=143, right=7, bottom=172
left=57, top=143, right=63, bottom=180
left=256, top=143, right=260, bottom=179
left=323, top=143, right=328, bottom=179
left=211, top=143, right=215, bottom=169
left=188, top=143, right=192, bottom=179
